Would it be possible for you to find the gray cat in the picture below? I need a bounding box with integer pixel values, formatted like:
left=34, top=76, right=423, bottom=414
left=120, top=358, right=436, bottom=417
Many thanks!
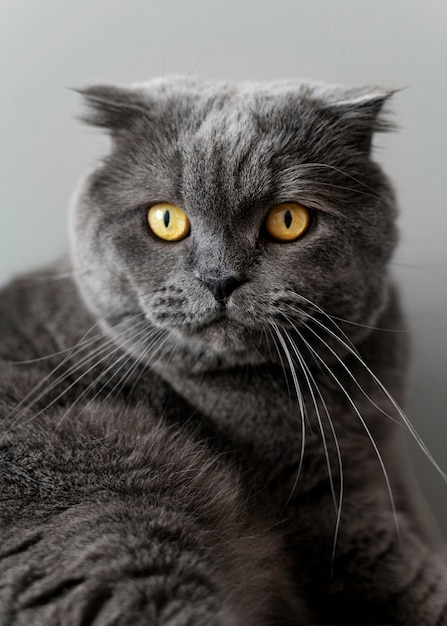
left=0, top=76, right=446, bottom=625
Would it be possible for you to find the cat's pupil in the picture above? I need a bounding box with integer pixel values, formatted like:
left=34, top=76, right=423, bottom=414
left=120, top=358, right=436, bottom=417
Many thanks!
left=284, top=210, right=292, bottom=229
left=164, top=211, right=170, bottom=228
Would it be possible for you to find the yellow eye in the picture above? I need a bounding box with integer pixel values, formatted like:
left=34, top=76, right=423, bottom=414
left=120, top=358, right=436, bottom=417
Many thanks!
left=265, top=202, right=311, bottom=242
left=147, top=203, right=190, bottom=242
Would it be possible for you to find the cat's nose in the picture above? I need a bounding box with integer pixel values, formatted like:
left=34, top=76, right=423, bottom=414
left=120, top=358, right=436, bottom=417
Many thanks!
left=200, top=273, right=245, bottom=302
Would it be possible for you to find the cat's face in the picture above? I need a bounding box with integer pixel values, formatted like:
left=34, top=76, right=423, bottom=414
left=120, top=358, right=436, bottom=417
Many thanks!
left=70, top=77, right=397, bottom=370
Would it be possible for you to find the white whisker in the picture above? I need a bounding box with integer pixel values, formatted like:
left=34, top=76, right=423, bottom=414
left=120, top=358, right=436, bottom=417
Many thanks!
left=11, top=321, right=150, bottom=432
left=283, top=294, right=358, bottom=354
left=284, top=303, right=401, bottom=426
left=295, top=162, right=384, bottom=198
left=270, top=321, right=306, bottom=500
left=104, top=328, right=171, bottom=404
left=6, top=312, right=144, bottom=420
left=281, top=325, right=338, bottom=503
left=52, top=323, right=159, bottom=430
left=293, top=323, right=400, bottom=539
left=264, top=325, right=294, bottom=418
left=306, top=316, right=447, bottom=483
left=280, top=315, right=344, bottom=574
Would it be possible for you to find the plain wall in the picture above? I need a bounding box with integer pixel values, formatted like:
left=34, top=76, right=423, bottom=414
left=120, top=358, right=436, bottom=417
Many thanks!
left=1, top=0, right=446, bottom=530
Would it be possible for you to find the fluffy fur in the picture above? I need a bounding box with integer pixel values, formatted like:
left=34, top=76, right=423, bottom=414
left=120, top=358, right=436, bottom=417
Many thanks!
left=0, top=76, right=446, bottom=625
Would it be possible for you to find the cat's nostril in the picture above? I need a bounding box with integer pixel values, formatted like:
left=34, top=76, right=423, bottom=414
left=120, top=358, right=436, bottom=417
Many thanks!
left=200, top=274, right=245, bottom=302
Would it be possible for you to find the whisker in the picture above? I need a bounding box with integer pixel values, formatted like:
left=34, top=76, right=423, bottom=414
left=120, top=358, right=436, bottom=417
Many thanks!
left=106, top=335, right=161, bottom=401
left=294, top=323, right=401, bottom=539
left=11, top=339, right=122, bottom=433
left=295, top=162, right=384, bottom=198
left=6, top=312, right=144, bottom=420
left=12, top=268, right=89, bottom=286
left=283, top=304, right=401, bottom=426
left=286, top=289, right=447, bottom=335
left=283, top=293, right=358, bottom=354
left=9, top=318, right=135, bottom=365
left=10, top=320, right=149, bottom=431
left=11, top=320, right=147, bottom=422
left=282, top=324, right=338, bottom=506
left=183, top=43, right=220, bottom=82
left=51, top=323, right=157, bottom=430
left=292, top=176, right=381, bottom=203
left=328, top=313, right=447, bottom=335
left=53, top=343, right=147, bottom=432
left=280, top=315, right=344, bottom=574
left=270, top=321, right=306, bottom=500
left=122, top=329, right=173, bottom=401
left=101, top=328, right=169, bottom=405
left=307, top=316, right=447, bottom=483
left=264, top=325, right=294, bottom=418
left=159, top=328, right=184, bottom=370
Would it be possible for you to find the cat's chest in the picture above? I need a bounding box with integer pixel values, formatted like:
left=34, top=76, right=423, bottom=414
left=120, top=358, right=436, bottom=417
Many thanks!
left=153, top=362, right=319, bottom=466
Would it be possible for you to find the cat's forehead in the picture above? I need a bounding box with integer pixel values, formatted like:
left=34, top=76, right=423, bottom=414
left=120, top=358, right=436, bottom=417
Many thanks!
left=140, top=76, right=317, bottom=130
left=172, top=100, right=277, bottom=219
left=81, top=76, right=394, bottom=219
left=125, top=80, right=288, bottom=217
left=149, top=81, right=328, bottom=218
left=138, top=76, right=353, bottom=174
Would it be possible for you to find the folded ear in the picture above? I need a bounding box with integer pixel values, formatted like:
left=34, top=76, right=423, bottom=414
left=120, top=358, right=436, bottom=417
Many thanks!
left=321, top=86, right=398, bottom=153
left=75, top=84, right=149, bottom=136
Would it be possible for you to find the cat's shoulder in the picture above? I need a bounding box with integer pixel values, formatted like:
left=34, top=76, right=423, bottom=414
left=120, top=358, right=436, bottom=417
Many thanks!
left=0, top=259, right=92, bottom=362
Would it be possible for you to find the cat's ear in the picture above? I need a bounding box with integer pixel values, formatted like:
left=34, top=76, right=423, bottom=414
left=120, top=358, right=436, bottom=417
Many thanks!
left=75, top=85, right=148, bottom=137
left=322, top=86, right=398, bottom=153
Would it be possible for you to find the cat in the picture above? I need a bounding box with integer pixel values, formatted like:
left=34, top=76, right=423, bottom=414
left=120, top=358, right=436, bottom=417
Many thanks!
left=0, top=75, right=446, bottom=625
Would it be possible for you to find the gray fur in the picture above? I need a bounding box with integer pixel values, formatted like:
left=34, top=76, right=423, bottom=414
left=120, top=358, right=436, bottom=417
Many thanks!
left=0, top=76, right=446, bottom=625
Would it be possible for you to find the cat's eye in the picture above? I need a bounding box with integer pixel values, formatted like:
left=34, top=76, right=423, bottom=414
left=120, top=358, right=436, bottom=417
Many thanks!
left=147, top=203, right=191, bottom=242
left=265, top=203, right=311, bottom=242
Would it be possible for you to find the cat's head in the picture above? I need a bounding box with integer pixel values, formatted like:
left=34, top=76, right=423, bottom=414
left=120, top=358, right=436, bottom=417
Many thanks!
left=70, top=76, right=397, bottom=371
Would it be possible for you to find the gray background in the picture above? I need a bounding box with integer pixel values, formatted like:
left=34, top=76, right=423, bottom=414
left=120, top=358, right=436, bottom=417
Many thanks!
left=1, top=0, right=446, bottom=530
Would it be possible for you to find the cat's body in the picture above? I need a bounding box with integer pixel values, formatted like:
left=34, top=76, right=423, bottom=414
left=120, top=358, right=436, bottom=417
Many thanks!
left=0, top=76, right=446, bottom=625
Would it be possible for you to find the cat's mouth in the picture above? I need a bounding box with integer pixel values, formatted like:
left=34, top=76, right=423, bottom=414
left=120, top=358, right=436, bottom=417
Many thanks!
left=180, top=305, right=254, bottom=351
left=144, top=292, right=261, bottom=355
left=189, top=307, right=233, bottom=333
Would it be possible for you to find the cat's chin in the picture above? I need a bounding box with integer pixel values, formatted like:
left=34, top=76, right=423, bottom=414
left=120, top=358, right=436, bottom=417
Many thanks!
left=191, top=320, right=247, bottom=353
left=162, top=319, right=267, bottom=372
